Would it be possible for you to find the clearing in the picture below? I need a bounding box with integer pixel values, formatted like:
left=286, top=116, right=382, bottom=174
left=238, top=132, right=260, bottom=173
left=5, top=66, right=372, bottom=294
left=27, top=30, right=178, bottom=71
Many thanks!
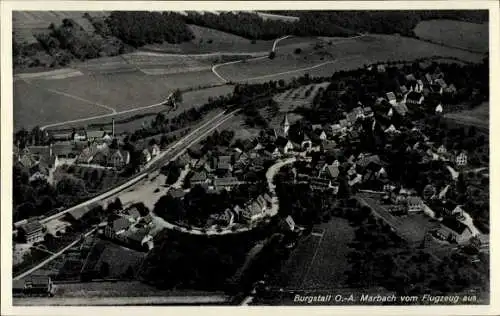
left=414, top=19, right=489, bottom=53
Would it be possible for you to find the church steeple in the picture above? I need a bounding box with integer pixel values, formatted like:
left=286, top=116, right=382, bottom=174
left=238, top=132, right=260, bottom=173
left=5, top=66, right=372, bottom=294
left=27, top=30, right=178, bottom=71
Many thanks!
left=282, top=112, right=290, bottom=137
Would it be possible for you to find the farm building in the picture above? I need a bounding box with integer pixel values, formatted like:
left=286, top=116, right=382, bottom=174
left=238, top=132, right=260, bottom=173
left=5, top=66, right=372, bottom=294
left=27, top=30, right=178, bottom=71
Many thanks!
left=18, top=219, right=45, bottom=244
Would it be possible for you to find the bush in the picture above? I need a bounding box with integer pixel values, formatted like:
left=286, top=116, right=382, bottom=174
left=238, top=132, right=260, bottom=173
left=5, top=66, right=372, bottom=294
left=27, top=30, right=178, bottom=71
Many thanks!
left=294, top=48, right=302, bottom=54
left=268, top=51, right=276, bottom=60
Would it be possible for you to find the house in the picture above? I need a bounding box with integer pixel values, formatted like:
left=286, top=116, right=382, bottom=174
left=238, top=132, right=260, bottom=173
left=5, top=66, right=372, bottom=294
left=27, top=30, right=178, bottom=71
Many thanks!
left=86, top=130, right=109, bottom=141
left=73, top=131, right=87, bottom=142
left=149, top=144, right=160, bottom=157
left=50, top=132, right=72, bottom=142
left=329, top=124, right=342, bottom=136
left=339, top=119, right=349, bottom=130
left=377, top=64, right=386, bottom=73
left=399, top=85, right=408, bottom=95
left=384, top=124, right=400, bottom=134
left=310, top=177, right=335, bottom=191
left=320, top=164, right=340, bottom=179
left=168, top=188, right=186, bottom=199
left=386, top=92, right=397, bottom=105
left=91, top=147, right=110, bottom=166
left=311, top=124, right=323, bottom=131
left=321, top=140, right=337, bottom=153
left=425, top=73, right=433, bottom=84
left=213, top=177, right=241, bottom=191
left=393, top=103, right=408, bottom=116
left=435, top=218, right=474, bottom=244
left=275, top=137, right=294, bottom=154
left=470, top=234, right=489, bottom=253
left=76, top=145, right=98, bottom=164
left=444, top=84, right=457, bottom=95
left=405, top=74, right=416, bottom=82
left=190, top=170, right=208, bottom=186
left=319, top=130, right=328, bottom=141
left=437, top=145, right=447, bottom=154
left=456, top=151, right=468, bottom=167
left=301, top=134, right=313, bottom=151
left=108, top=150, right=130, bottom=170
left=415, top=80, right=424, bottom=93
left=435, top=103, right=443, bottom=114
left=241, top=200, right=267, bottom=223
left=52, top=142, right=78, bottom=159
left=406, top=91, right=425, bottom=105
left=407, top=196, right=424, bottom=212
left=13, top=276, right=54, bottom=297
left=363, top=106, right=374, bottom=118
left=216, top=155, right=232, bottom=173
left=348, top=174, right=363, bottom=187
left=352, top=106, right=364, bottom=118
left=104, top=217, right=131, bottom=240
left=18, top=220, right=45, bottom=244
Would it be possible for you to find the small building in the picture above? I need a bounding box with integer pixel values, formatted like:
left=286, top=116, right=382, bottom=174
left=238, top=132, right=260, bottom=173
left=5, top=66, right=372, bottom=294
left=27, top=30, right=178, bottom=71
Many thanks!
left=104, top=217, right=131, bottom=241
left=437, top=144, right=447, bottom=154
left=435, top=218, right=474, bottom=244
left=213, top=177, right=241, bottom=191
left=141, top=148, right=152, bottom=163
left=456, top=151, right=468, bottom=167
left=18, top=220, right=45, bottom=244
left=275, top=137, right=294, bottom=154
left=393, top=103, right=408, bottom=116
left=108, top=150, right=131, bottom=170
left=399, top=85, right=408, bottom=95
left=377, top=64, right=386, bottom=73
left=406, top=92, right=425, bottom=105
left=190, top=170, right=208, bottom=186
left=363, top=106, right=374, bottom=118
left=386, top=92, right=397, bottom=105
left=13, top=276, right=54, bottom=297
left=320, top=164, right=340, bottom=179
left=310, top=177, right=335, bottom=191
left=407, top=196, right=424, bottom=212
left=217, top=155, right=232, bottom=173
left=470, top=234, right=489, bottom=253
left=435, top=103, right=444, bottom=114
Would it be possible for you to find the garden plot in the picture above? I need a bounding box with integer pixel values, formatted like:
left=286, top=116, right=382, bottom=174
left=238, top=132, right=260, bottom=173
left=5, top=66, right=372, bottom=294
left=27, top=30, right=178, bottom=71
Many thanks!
left=273, top=82, right=330, bottom=111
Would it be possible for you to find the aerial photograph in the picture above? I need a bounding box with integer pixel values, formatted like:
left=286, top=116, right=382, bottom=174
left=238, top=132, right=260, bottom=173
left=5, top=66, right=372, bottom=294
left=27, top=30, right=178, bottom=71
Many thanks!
left=10, top=9, right=489, bottom=306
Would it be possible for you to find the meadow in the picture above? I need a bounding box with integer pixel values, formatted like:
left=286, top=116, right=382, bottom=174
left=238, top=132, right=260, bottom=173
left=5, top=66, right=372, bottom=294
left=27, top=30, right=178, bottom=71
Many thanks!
left=216, top=34, right=486, bottom=83
left=414, top=19, right=489, bottom=53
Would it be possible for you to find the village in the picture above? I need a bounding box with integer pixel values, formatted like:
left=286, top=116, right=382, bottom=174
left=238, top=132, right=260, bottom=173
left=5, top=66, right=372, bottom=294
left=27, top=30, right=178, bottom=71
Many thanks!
left=11, top=60, right=489, bottom=299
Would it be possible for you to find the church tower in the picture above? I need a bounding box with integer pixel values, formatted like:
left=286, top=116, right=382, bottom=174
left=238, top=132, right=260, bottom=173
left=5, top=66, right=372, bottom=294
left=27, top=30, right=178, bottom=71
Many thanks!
left=282, top=112, right=290, bottom=137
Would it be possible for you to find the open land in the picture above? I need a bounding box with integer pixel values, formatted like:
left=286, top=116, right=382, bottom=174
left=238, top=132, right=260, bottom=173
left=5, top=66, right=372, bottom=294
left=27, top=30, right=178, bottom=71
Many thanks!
left=444, top=102, right=489, bottom=131
left=217, top=34, right=486, bottom=83
left=414, top=19, right=489, bottom=53
left=270, top=217, right=355, bottom=290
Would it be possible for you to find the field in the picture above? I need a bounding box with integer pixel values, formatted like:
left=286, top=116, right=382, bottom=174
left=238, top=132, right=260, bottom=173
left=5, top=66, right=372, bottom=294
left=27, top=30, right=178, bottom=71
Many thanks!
left=273, top=82, right=330, bottom=111
left=414, top=19, right=489, bottom=53
left=143, top=24, right=275, bottom=54
left=216, top=34, right=486, bottom=83
left=43, top=85, right=233, bottom=133
left=14, top=80, right=109, bottom=130
left=444, top=102, right=489, bottom=131
left=14, top=69, right=228, bottom=130
left=271, top=217, right=355, bottom=290
left=13, top=11, right=108, bottom=44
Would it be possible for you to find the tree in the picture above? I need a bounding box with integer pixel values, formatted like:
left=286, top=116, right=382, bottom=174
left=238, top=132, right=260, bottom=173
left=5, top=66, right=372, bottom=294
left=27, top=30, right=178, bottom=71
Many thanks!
left=172, top=89, right=183, bottom=104
left=294, top=48, right=302, bottom=54
left=268, top=51, right=276, bottom=60
left=100, top=262, right=110, bottom=278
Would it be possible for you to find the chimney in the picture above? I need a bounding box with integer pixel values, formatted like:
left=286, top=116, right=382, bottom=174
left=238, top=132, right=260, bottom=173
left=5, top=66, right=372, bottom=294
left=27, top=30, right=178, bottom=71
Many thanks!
left=112, top=118, right=115, bottom=138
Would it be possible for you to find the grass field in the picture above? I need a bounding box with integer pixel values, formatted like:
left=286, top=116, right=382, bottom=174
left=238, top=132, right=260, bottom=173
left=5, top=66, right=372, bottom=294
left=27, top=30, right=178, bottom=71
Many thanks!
left=143, top=24, right=275, bottom=54
left=48, top=85, right=233, bottom=133
left=14, top=69, right=226, bottom=130
left=14, top=80, right=109, bottom=130
left=414, top=19, right=489, bottom=53
left=444, top=102, right=489, bottom=131
left=217, top=34, right=486, bottom=83
left=271, top=217, right=355, bottom=290
left=13, top=11, right=108, bottom=44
